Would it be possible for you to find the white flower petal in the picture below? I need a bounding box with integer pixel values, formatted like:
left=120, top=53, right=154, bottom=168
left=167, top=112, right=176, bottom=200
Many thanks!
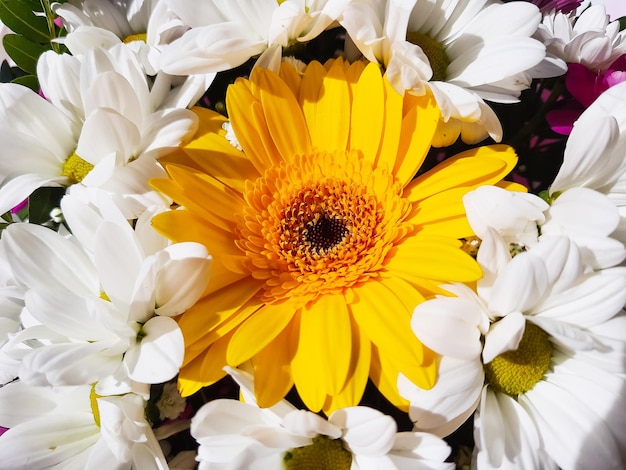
left=0, top=173, right=65, bottom=216
left=520, top=380, right=623, bottom=470
left=0, top=413, right=99, bottom=469
left=140, top=108, right=199, bottom=160
left=474, top=386, right=546, bottom=469
left=282, top=409, right=342, bottom=439
left=3, top=223, right=99, bottom=296
left=77, top=108, right=141, bottom=166
left=329, top=406, right=396, bottom=456
left=412, top=295, right=484, bottom=359
left=124, top=316, right=183, bottom=384
left=153, top=243, right=212, bottom=316
left=21, top=341, right=123, bottom=387
left=483, top=311, right=526, bottom=363
left=400, top=356, right=483, bottom=437
left=487, top=249, right=549, bottom=316
left=95, top=220, right=145, bottom=315
left=551, top=114, right=622, bottom=192
left=534, top=267, right=626, bottom=328
left=160, top=24, right=266, bottom=75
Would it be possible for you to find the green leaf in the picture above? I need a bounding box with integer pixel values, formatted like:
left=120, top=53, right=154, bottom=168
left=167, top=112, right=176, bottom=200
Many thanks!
left=0, top=0, right=49, bottom=43
left=2, top=34, right=51, bottom=75
left=11, top=74, right=39, bottom=91
left=619, top=16, right=626, bottom=32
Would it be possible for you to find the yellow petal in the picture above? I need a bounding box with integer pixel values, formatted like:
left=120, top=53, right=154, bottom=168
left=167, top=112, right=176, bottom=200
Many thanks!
left=322, top=309, right=371, bottom=414
left=279, top=60, right=302, bottom=96
left=166, top=164, right=244, bottom=226
left=405, top=145, right=518, bottom=202
left=375, top=78, right=404, bottom=171
left=226, top=79, right=277, bottom=172
left=294, top=295, right=353, bottom=400
left=394, top=92, right=440, bottom=187
left=300, top=59, right=350, bottom=151
left=227, top=300, right=298, bottom=366
left=253, top=320, right=297, bottom=408
left=370, top=344, right=410, bottom=411
left=182, top=108, right=260, bottom=193
left=179, top=277, right=264, bottom=351
left=178, top=332, right=231, bottom=397
left=349, top=280, right=425, bottom=370
left=255, top=68, right=312, bottom=161
left=406, top=186, right=477, bottom=239
left=350, top=62, right=384, bottom=164
left=385, top=234, right=482, bottom=284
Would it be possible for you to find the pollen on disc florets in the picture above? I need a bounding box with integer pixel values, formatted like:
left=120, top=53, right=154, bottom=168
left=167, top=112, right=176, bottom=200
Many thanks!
left=484, top=321, right=553, bottom=396
left=283, top=436, right=352, bottom=470
left=123, top=33, right=147, bottom=44
left=236, top=149, right=412, bottom=304
left=62, top=152, right=94, bottom=184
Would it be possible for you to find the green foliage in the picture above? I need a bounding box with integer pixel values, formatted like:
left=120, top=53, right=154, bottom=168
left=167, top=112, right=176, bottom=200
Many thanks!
left=0, top=0, right=50, bottom=43
left=3, top=33, right=51, bottom=74
left=0, top=0, right=67, bottom=89
left=28, top=187, right=64, bottom=226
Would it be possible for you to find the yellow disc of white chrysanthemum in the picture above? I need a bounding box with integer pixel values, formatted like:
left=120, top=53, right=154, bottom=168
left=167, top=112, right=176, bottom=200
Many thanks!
left=151, top=58, right=518, bottom=412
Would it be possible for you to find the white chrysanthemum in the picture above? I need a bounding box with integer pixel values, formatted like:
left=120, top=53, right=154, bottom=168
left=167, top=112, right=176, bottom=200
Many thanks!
left=0, top=381, right=167, bottom=469
left=462, top=185, right=626, bottom=270
left=54, top=0, right=212, bottom=108
left=400, top=237, right=626, bottom=469
left=340, top=0, right=549, bottom=146
left=536, top=4, right=626, bottom=72
left=159, top=0, right=349, bottom=75
left=548, top=80, right=626, bottom=243
left=1, top=189, right=211, bottom=394
left=0, top=43, right=198, bottom=218
left=191, top=367, right=453, bottom=470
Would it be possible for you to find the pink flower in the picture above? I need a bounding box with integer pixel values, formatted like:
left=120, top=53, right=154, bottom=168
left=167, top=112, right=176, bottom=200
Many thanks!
left=547, top=55, right=626, bottom=134
left=524, top=0, right=581, bottom=13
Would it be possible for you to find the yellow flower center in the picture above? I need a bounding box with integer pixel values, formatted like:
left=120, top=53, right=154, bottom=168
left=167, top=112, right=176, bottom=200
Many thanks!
left=283, top=436, right=352, bottom=470
left=484, top=322, right=553, bottom=396
left=123, top=32, right=147, bottom=44
left=237, top=149, right=410, bottom=304
left=406, top=31, right=450, bottom=81
left=89, top=383, right=102, bottom=427
left=62, top=152, right=94, bottom=184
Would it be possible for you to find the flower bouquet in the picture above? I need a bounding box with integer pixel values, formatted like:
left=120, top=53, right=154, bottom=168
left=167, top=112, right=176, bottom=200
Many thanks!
left=0, top=0, right=625, bottom=468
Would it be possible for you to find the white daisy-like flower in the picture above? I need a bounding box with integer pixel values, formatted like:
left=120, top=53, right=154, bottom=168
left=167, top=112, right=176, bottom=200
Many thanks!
left=1, top=188, right=212, bottom=394
left=340, top=0, right=550, bottom=146
left=159, top=0, right=350, bottom=75
left=54, top=0, right=212, bottom=108
left=462, top=184, right=626, bottom=270
left=0, top=43, right=198, bottom=218
left=548, top=80, right=626, bottom=243
left=191, top=367, right=453, bottom=470
left=0, top=381, right=167, bottom=469
left=536, top=4, right=626, bottom=72
left=400, top=236, right=626, bottom=469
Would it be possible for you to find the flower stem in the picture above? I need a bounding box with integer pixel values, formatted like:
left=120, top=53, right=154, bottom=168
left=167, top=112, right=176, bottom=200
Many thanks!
left=39, top=0, right=61, bottom=54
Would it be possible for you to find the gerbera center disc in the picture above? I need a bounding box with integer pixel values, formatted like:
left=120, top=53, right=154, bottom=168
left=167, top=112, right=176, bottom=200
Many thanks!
left=484, top=321, right=553, bottom=396
left=237, top=149, right=408, bottom=304
left=283, top=436, right=352, bottom=470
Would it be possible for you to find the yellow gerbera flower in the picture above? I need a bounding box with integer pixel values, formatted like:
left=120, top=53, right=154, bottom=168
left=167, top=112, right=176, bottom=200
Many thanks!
left=151, top=58, right=518, bottom=413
